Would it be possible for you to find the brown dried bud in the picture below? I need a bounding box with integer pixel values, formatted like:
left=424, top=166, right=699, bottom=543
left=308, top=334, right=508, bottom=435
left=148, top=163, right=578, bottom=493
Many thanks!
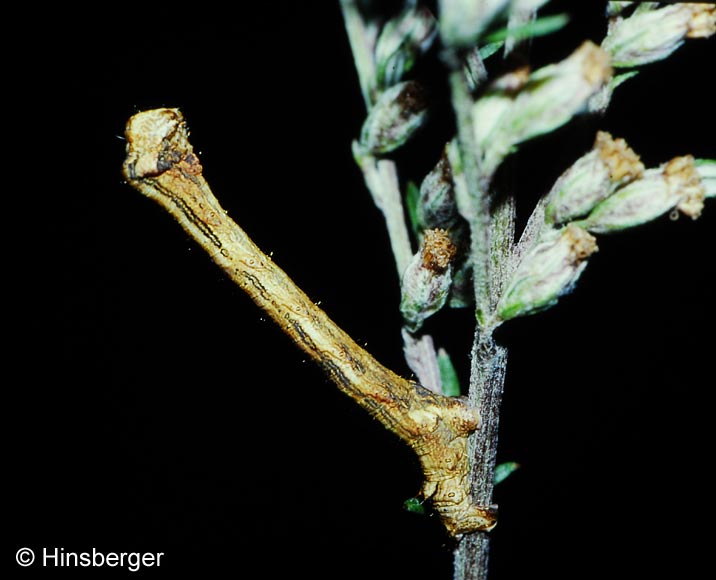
left=401, top=229, right=456, bottom=332
left=596, top=131, right=644, bottom=183
left=665, top=155, right=706, bottom=219
left=545, top=131, right=643, bottom=225
left=422, top=228, right=457, bottom=272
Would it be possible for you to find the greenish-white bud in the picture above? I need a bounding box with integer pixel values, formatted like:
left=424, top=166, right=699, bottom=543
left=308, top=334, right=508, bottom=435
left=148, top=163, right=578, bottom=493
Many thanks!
left=696, top=159, right=716, bottom=198
left=473, top=41, right=613, bottom=176
left=498, top=224, right=598, bottom=321
left=581, top=156, right=707, bottom=233
left=602, top=3, right=716, bottom=68
left=359, top=81, right=428, bottom=155
left=545, top=131, right=644, bottom=225
left=375, top=7, right=437, bottom=88
left=439, top=0, right=511, bottom=47
left=400, top=229, right=456, bottom=332
left=417, top=147, right=460, bottom=231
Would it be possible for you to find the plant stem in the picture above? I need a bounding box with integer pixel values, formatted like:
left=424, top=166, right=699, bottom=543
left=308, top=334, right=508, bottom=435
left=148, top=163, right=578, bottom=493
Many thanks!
left=401, top=329, right=443, bottom=394
left=447, top=54, right=514, bottom=580
left=447, top=66, right=492, bottom=326
left=356, top=149, right=415, bottom=277
left=453, top=332, right=507, bottom=580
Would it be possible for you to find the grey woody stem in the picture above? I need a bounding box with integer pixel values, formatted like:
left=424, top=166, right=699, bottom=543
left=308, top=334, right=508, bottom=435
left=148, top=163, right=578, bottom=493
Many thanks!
left=453, top=334, right=508, bottom=580
left=446, top=53, right=515, bottom=580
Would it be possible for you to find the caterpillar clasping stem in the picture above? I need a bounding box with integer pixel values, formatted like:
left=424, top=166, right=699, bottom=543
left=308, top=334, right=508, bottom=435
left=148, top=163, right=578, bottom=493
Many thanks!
left=122, top=107, right=497, bottom=537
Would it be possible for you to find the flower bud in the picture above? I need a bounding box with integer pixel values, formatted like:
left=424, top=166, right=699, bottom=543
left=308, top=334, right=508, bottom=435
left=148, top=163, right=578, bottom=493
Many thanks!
left=473, top=41, right=612, bottom=176
left=602, top=3, right=716, bottom=68
left=581, top=155, right=707, bottom=233
left=439, top=0, right=511, bottom=47
left=375, top=7, right=437, bottom=88
left=359, top=81, right=428, bottom=155
left=545, top=131, right=644, bottom=224
left=498, top=224, right=598, bottom=321
left=400, top=229, right=456, bottom=332
left=417, top=146, right=460, bottom=230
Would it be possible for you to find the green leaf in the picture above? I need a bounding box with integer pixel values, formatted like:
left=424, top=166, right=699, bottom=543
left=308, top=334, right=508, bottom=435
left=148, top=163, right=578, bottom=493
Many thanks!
left=405, top=180, right=421, bottom=238
left=483, top=13, right=569, bottom=44
left=478, top=41, right=504, bottom=60
left=612, top=70, right=639, bottom=89
left=494, top=462, right=520, bottom=485
left=437, top=348, right=461, bottom=397
left=403, top=497, right=427, bottom=515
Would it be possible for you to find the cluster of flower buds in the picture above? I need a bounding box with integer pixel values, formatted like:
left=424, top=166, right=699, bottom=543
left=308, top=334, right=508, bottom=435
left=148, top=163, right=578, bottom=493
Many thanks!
left=355, top=4, right=441, bottom=155
left=602, top=2, right=715, bottom=68
left=498, top=131, right=713, bottom=321
left=591, top=3, right=715, bottom=111
left=400, top=229, right=457, bottom=332
left=416, top=145, right=473, bottom=308
left=472, top=41, right=613, bottom=177
left=579, top=155, right=708, bottom=233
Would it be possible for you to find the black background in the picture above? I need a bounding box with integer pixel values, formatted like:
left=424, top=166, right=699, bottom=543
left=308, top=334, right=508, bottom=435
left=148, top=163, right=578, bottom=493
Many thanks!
left=9, top=2, right=715, bottom=579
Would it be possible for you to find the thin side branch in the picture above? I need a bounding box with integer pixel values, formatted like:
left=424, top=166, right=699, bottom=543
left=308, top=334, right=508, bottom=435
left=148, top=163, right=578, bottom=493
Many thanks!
left=354, top=148, right=415, bottom=277
left=122, top=107, right=498, bottom=537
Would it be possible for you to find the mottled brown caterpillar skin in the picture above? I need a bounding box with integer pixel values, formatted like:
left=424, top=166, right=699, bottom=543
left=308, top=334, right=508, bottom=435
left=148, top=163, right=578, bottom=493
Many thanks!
left=122, top=108, right=497, bottom=537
